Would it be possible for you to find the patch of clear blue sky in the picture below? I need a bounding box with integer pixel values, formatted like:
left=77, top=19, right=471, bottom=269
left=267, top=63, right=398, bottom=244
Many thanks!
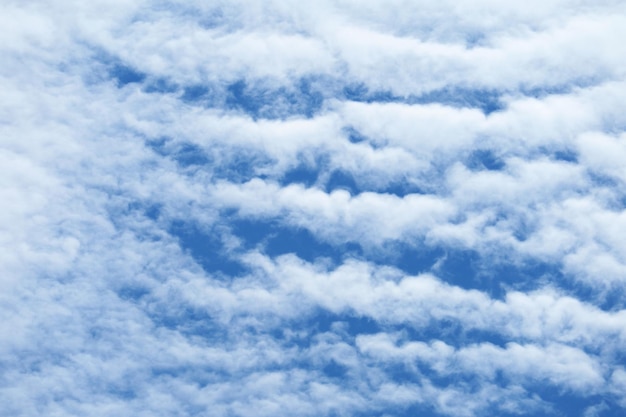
left=149, top=138, right=211, bottom=167
left=535, top=388, right=618, bottom=417
left=230, top=218, right=358, bottom=265
left=467, top=149, right=506, bottom=171
left=225, top=78, right=325, bottom=119
left=110, top=63, right=145, bottom=86
left=552, top=148, right=579, bottom=163
left=342, top=83, right=505, bottom=115
left=168, top=220, right=248, bottom=277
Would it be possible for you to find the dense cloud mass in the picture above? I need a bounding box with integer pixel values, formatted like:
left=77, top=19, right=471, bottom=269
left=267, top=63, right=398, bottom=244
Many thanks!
left=2, top=1, right=626, bottom=416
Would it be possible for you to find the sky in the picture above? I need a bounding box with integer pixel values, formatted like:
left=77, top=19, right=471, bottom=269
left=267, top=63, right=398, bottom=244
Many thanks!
left=2, top=1, right=626, bottom=416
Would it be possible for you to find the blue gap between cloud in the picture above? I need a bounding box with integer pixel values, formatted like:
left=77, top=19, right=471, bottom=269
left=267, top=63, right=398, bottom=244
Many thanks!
left=285, top=308, right=509, bottom=363
left=174, top=143, right=211, bottom=167
left=181, top=84, right=213, bottom=104
left=467, top=149, right=505, bottom=171
left=417, top=87, right=504, bottom=114
left=230, top=218, right=361, bottom=264
left=375, top=242, right=565, bottom=301
left=143, top=77, right=179, bottom=94
left=535, top=386, right=611, bottom=417
left=310, top=309, right=382, bottom=336
left=231, top=214, right=562, bottom=301
left=169, top=220, right=246, bottom=277
left=553, top=149, right=578, bottom=163
left=280, top=153, right=330, bottom=188
left=148, top=303, right=228, bottom=346
left=147, top=138, right=212, bottom=168
left=326, top=170, right=360, bottom=195
left=281, top=154, right=425, bottom=197
left=163, top=78, right=327, bottom=119
left=281, top=163, right=320, bottom=188
left=572, top=284, right=626, bottom=312
left=144, top=203, right=162, bottom=221
left=109, top=63, right=146, bottom=87
left=90, top=49, right=147, bottom=87
left=225, top=77, right=325, bottom=119
left=343, top=126, right=368, bottom=144
left=343, top=83, right=505, bottom=115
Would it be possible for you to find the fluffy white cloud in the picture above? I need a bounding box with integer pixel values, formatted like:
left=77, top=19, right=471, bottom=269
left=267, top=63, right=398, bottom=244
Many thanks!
left=2, top=1, right=626, bottom=416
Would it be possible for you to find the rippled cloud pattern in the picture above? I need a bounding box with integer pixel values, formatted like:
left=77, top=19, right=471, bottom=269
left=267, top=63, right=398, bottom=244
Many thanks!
left=2, top=1, right=626, bottom=416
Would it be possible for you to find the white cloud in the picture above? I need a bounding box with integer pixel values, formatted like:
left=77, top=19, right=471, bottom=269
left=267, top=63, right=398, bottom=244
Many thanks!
left=2, top=1, right=626, bottom=416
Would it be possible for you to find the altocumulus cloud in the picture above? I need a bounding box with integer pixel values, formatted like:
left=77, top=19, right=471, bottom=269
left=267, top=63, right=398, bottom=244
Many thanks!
left=2, top=1, right=626, bottom=416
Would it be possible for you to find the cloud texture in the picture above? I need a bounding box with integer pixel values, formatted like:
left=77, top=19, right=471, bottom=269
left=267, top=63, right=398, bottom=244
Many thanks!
left=2, top=1, right=626, bottom=416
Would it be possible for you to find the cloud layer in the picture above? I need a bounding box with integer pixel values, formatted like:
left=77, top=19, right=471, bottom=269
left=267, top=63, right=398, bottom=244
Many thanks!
left=2, top=1, right=626, bottom=416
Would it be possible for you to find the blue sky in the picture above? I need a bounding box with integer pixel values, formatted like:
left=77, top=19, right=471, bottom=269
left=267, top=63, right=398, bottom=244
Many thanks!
left=2, top=1, right=626, bottom=416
